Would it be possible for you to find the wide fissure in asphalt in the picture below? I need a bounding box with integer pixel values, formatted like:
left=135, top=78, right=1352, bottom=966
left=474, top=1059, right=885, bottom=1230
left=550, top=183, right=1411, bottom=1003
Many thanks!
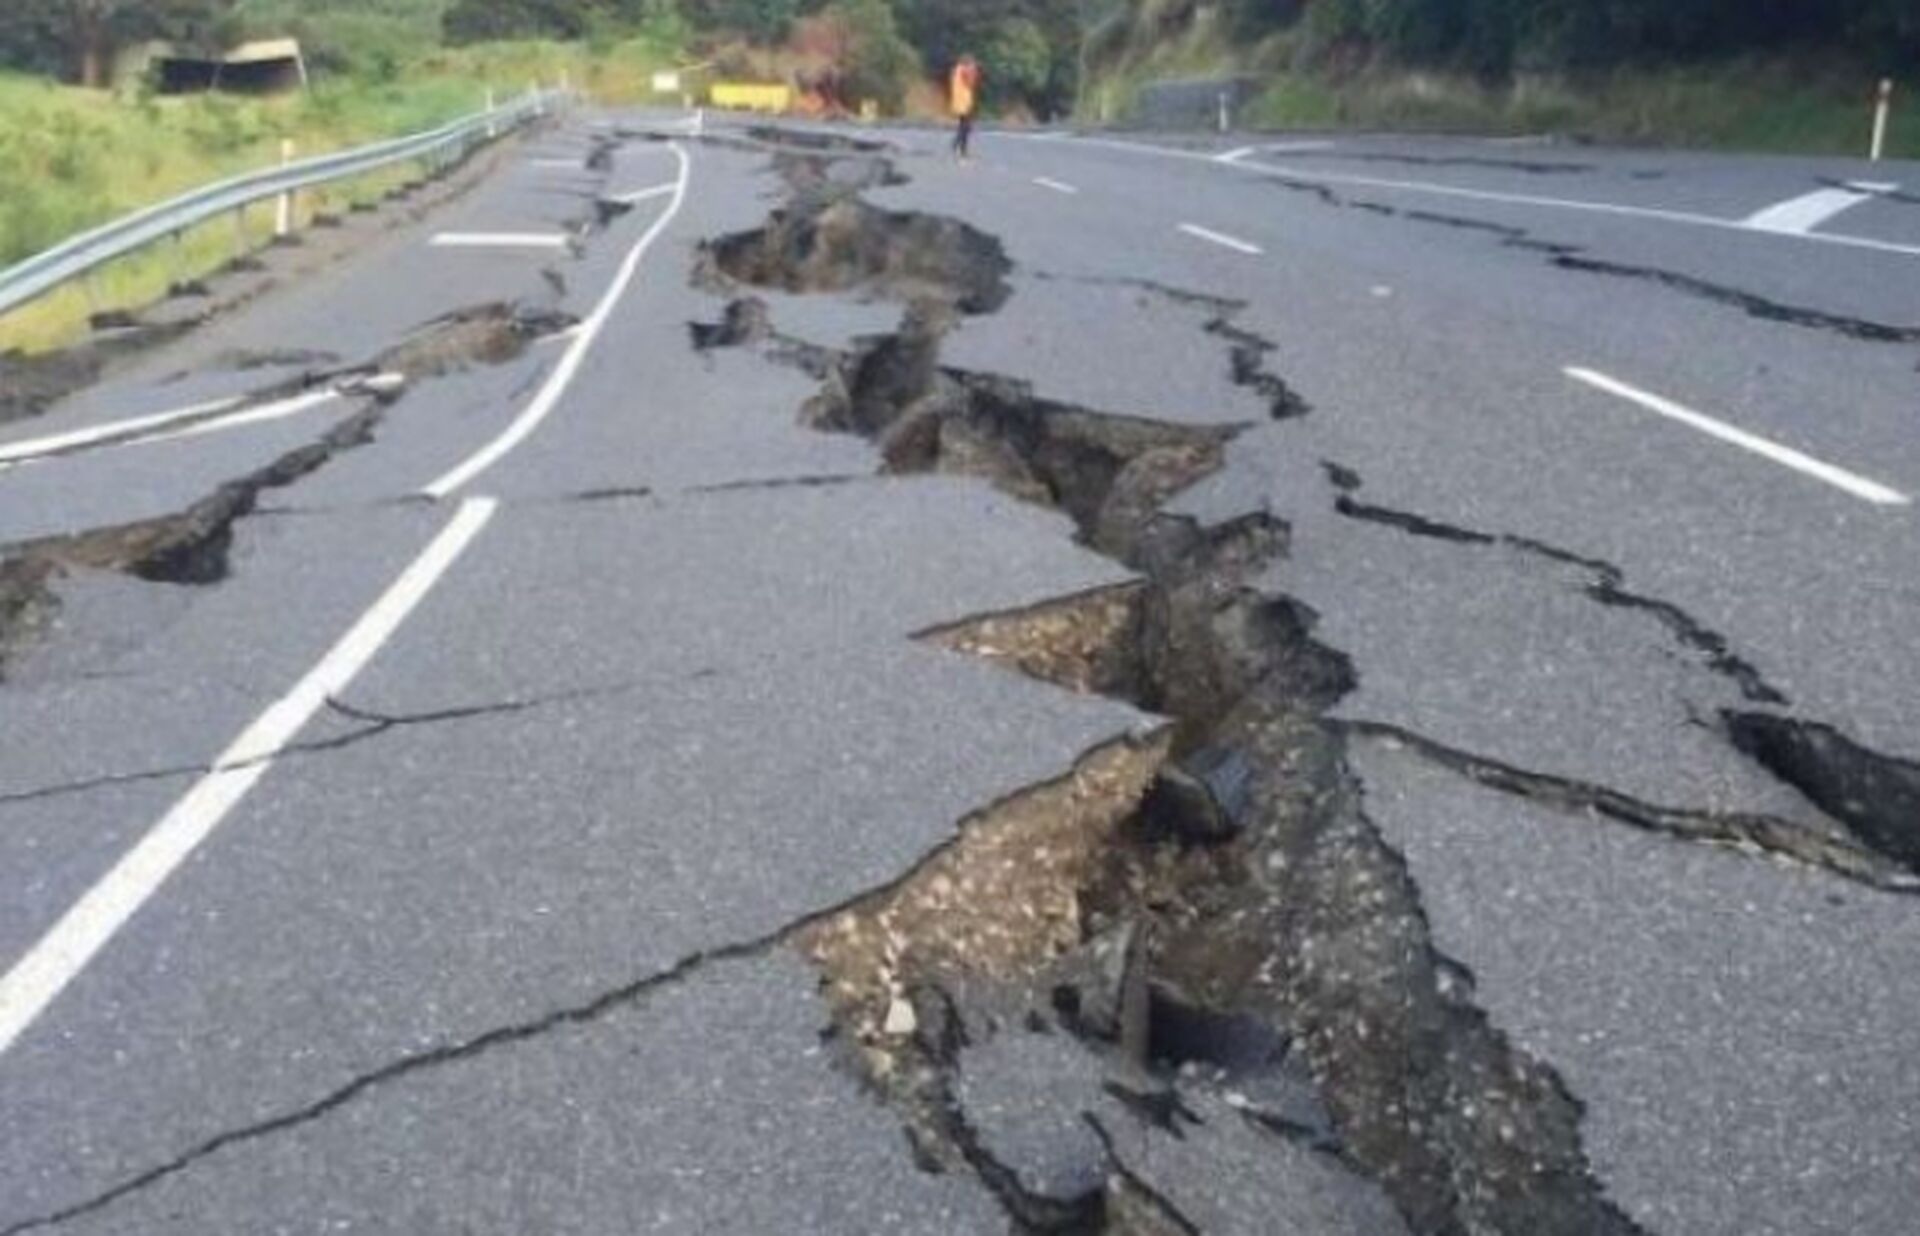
left=0, top=293, right=581, bottom=677
left=690, top=136, right=1920, bottom=1232
left=0, top=121, right=569, bottom=429
left=692, top=155, right=1656, bottom=1234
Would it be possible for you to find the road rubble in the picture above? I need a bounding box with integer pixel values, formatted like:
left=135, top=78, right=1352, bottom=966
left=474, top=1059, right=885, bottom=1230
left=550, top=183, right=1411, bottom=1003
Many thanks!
left=5, top=121, right=1918, bottom=1236
left=684, top=131, right=1920, bottom=1235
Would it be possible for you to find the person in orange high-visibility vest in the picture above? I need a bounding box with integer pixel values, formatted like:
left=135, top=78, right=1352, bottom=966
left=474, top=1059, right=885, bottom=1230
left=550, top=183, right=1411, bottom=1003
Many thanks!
left=950, top=55, right=981, bottom=161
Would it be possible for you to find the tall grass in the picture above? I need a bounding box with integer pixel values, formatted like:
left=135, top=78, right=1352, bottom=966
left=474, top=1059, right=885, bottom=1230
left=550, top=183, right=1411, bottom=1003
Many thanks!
left=1240, top=61, right=1920, bottom=157
left=1081, top=12, right=1918, bottom=160
left=0, top=35, right=679, bottom=355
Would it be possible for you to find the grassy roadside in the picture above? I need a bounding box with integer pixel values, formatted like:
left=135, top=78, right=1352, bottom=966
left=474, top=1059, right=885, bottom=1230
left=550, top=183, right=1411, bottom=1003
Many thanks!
left=1236, top=62, right=1919, bottom=159
left=1083, top=15, right=1917, bottom=161
left=0, top=36, right=677, bottom=356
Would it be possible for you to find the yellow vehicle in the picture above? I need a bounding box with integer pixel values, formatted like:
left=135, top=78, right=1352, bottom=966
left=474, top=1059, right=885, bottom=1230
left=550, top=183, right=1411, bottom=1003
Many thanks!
left=709, top=82, right=792, bottom=114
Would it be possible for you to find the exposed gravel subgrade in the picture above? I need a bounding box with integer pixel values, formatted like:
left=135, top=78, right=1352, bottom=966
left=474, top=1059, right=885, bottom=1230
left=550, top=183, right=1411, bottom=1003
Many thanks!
left=701, top=133, right=1920, bottom=1229
left=697, top=179, right=1011, bottom=313
left=690, top=156, right=1667, bottom=1234
left=0, top=761, right=1072, bottom=1236
left=369, top=301, right=580, bottom=379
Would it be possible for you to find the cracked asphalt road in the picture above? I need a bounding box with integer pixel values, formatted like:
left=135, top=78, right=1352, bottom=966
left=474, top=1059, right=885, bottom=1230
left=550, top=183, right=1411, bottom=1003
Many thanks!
left=1, top=109, right=1918, bottom=1233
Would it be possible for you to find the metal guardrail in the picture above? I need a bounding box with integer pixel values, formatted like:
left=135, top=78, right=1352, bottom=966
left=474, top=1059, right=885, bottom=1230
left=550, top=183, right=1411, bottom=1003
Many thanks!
left=0, top=89, right=568, bottom=320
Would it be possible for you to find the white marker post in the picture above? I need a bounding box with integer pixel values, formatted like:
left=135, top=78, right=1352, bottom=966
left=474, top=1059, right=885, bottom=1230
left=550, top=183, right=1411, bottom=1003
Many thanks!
left=1871, top=78, right=1893, bottom=162
left=274, top=138, right=295, bottom=239
left=485, top=88, right=498, bottom=138
left=1218, top=91, right=1231, bottom=135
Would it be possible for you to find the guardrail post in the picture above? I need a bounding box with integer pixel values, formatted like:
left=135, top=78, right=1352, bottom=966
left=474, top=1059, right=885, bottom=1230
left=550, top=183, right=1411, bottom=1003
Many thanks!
left=1871, top=79, right=1894, bottom=162
left=274, top=139, right=295, bottom=240
left=167, top=230, right=188, bottom=294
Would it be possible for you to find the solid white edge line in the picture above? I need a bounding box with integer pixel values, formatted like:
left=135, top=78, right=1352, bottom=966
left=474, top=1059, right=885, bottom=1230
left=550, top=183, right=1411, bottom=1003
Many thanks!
left=992, top=132, right=1920, bottom=259
left=1565, top=366, right=1910, bottom=507
left=1743, top=187, right=1875, bottom=234
left=0, top=496, right=499, bottom=1056
left=1217, top=146, right=1258, bottom=164
left=422, top=143, right=692, bottom=499
left=124, top=389, right=343, bottom=450
left=1178, top=223, right=1265, bottom=255
left=0, top=396, right=241, bottom=465
left=1033, top=176, right=1079, bottom=194
left=430, top=232, right=572, bottom=249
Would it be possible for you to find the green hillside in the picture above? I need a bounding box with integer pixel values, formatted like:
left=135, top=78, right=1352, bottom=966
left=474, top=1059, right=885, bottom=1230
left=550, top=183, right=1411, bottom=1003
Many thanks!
left=1083, top=0, right=1919, bottom=156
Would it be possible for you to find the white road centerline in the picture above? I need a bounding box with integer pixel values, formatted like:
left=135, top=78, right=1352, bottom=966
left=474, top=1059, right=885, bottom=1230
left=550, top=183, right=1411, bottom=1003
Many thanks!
left=423, top=142, right=691, bottom=499
left=1565, top=366, right=1910, bottom=507
left=608, top=182, right=677, bottom=205
left=1744, top=186, right=1885, bottom=234
left=1179, top=223, right=1264, bottom=255
left=0, top=496, right=499, bottom=1056
left=430, top=232, right=572, bottom=250
left=1033, top=176, right=1079, bottom=194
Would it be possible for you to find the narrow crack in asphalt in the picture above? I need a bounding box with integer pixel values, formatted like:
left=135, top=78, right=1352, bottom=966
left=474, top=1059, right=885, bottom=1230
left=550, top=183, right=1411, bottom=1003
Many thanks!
left=1031, top=272, right=1312, bottom=421
left=690, top=136, right=1920, bottom=1230
left=1320, top=470, right=1920, bottom=880
left=0, top=288, right=590, bottom=676
left=0, top=407, right=384, bottom=676
left=1265, top=177, right=1920, bottom=343
left=0, top=683, right=659, bottom=813
left=1326, top=469, right=1788, bottom=706
left=0, top=133, right=537, bottom=427
left=1344, top=721, right=1918, bottom=891
left=1084, top=1115, right=1204, bottom=1236
left=1283, top=151, right=1600, bottom=175
left=0, top=731, right=1144, bottom=1236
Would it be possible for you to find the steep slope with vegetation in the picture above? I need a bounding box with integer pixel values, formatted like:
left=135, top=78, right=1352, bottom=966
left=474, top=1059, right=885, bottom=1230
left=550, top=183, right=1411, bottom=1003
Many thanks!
left=1084, top=0, right=1919, bottom=154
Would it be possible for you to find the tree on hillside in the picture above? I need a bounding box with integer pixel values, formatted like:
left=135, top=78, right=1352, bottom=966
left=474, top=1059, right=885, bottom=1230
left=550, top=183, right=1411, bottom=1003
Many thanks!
left=983, top=16, right=1052, bottom=112
left=701, top=0, right=799, bottom=42
left=814, top=0, right=919, bottom=109
left=0, top=0, right=234, bottom=87
left=443, top=0, right=595, bottom=43
left=895, top=0, right=1080, bottom=113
